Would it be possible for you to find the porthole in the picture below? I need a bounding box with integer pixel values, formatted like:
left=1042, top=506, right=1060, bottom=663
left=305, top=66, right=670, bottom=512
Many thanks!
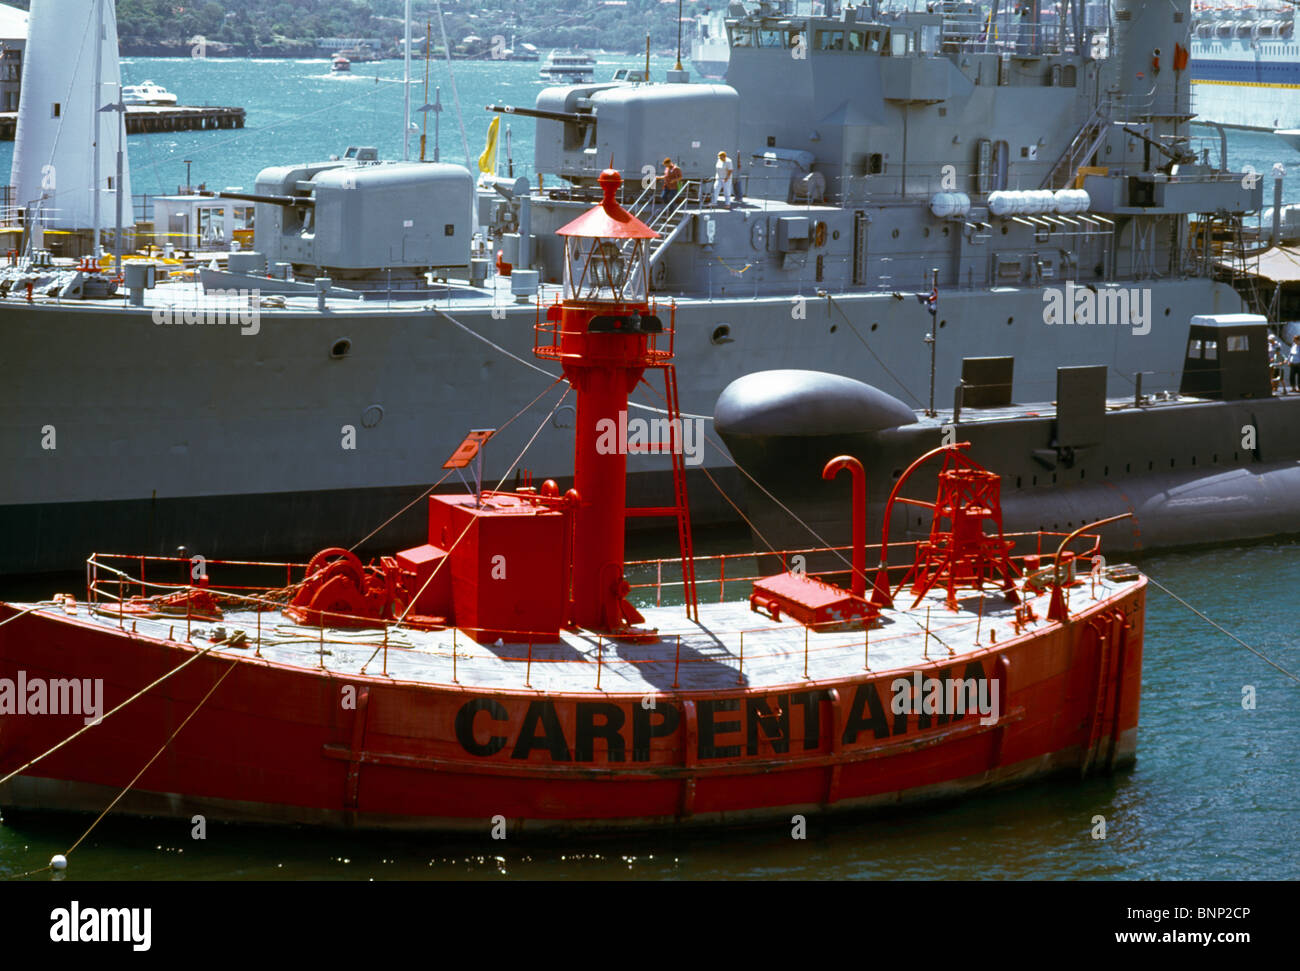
left=330, top=338, right=352, bottom=359
left=361, top=404, right=384, bottom=428
left=891, top=228, right=900, bottom=239
left=832, top=229, right=841, bottom=240
left=1001, top=225, right=1009, bottom=235
left=939, top=318, right=946, bottom=329
left=923, top=227, right=931, bottom=237
left=1006, top=316, right=1013, bottom=325
left=1164, top=307, right=1171, bottom=316
left=871, top=322, right=879, bottom=331
left=830, top=324, right=838, bottom=333
left=711, top=324, right=734, bottom=345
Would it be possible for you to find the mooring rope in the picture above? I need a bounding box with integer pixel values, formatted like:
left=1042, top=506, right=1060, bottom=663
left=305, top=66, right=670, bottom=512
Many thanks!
left=431, top=305, right=709, bottom=419
left=5, top=657, right=238, bottom=881
left=1145, top=575, right=1299, bottom=685
left=388, top=384, right=573, bottom=634
left=346, top=374, right=567, bottom=553
left=0, top=638, right=229, bottom=790
left=0, top=603, right=57, bottom=629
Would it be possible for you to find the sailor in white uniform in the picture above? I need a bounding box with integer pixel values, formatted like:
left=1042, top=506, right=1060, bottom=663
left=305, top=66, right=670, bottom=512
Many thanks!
left=714, top=151, right=735, bottom=209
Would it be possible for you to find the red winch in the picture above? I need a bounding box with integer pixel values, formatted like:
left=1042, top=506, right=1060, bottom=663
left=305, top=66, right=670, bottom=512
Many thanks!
left=284, top=548, right=413, bottom=628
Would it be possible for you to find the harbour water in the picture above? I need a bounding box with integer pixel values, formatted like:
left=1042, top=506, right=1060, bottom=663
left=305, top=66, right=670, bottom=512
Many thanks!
left=1, top=56, right=1298, bottom=880
left=1, top=54, right=1298, bottom=206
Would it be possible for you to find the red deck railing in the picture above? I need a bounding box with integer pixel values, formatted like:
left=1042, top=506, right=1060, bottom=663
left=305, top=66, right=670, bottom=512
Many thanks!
left=80, top=528, right=1107, bottom=686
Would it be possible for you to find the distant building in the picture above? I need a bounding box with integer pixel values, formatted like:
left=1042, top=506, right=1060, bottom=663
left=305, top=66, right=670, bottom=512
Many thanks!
left=0, top=2, right=28, bottom=114
left=317, top=37, right=383, bottom=52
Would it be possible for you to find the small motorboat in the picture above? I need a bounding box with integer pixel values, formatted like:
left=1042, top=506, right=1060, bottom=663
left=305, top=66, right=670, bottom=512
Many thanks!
left=331, top=54, right=351, bottom=73
left=120, top=81, right=177, bottom=106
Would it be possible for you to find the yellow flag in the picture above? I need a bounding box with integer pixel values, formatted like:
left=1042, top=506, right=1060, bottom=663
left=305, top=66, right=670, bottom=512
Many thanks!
left=478, top=116, right=499, bottom=174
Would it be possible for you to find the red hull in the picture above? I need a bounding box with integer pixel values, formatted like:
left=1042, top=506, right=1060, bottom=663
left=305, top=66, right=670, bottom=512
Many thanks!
left=0, top=584, right=1144, bottom=831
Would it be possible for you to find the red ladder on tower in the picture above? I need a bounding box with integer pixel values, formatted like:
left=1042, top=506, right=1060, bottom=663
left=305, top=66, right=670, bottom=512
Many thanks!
left=626, top=357, right=699, bottom=623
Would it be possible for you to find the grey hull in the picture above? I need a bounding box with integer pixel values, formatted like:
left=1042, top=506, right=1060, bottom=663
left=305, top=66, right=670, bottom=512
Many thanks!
left=0, top=279, right=1241, bottom=574
left=717, top=375, right=1300, bottom=559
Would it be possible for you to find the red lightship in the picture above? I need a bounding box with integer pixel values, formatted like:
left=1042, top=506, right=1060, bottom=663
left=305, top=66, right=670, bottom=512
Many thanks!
left=0, top=170, right=1145, bottom=831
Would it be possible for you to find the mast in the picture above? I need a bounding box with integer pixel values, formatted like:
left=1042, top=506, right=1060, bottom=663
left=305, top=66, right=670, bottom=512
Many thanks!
left=434, top=0, right=472, bottom=165
left=420, top=20, right=430, bottom=161
left=675, top=0, right=683, bottom=71
left=113, top=83, right=123, bottom=274
left=403, top=0, right=411, bottom=160
left=92, top=0, right=102, bottom=255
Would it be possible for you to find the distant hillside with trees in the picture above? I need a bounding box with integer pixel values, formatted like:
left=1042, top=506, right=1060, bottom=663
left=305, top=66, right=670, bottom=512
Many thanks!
left=2, top=1, right=719, bottom=58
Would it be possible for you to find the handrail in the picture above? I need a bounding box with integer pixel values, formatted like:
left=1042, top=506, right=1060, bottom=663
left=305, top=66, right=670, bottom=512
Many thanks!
left=1041, top=100, right=1111, bottom=190
left=1047, top=513, right=1133, bottom=622
left=78, top=564, right=1052, bottom=689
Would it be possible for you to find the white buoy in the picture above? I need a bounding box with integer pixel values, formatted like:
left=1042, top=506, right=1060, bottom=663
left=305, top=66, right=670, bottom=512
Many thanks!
left=50, top=854, right=67, bottom=870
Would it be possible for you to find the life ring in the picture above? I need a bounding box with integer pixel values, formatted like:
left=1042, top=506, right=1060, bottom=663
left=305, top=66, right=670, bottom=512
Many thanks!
left=813, top=220, right=828, bottom=248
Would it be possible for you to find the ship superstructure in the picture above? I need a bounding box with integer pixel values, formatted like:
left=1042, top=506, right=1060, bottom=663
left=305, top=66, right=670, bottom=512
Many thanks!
left=0, top=0, right=1264, bottom=576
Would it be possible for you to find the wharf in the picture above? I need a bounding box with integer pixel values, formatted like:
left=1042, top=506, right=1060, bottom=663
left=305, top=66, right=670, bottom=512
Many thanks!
left=0, top=105, right=245, bottom=140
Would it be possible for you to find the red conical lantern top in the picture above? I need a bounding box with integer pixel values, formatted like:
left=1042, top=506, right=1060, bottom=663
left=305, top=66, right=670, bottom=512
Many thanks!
left=556, top=168, right=659, bottom=240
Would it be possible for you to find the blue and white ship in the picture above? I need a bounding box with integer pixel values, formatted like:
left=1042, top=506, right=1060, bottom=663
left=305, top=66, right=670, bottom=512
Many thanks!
left=1190, top=0, right=1300, bottom=133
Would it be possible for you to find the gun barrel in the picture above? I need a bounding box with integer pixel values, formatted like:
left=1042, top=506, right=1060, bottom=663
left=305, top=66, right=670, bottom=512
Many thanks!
left=203, top=190, right=315, bottom=207
left=486, top=103, right=592, bottom=126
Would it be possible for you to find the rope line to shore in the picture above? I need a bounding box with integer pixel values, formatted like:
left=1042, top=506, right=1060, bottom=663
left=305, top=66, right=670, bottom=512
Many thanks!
left=430, top=306, right=710, bottom=419
left=389, top=384, right=573, bottom=633
left=824, top=294, right=927, bottom=409
left=345, top=373, right=567, bottom=553
left=0, top=603, right=57, bottom=629
left=0, top=639, right=229, bottom=790
left=62, top=659, right=239, bottom=861
left=1146, top=575, right=1299, bottom=685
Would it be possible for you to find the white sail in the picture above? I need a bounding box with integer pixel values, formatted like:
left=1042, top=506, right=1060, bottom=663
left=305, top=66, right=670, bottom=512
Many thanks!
left=10, top=0, right=132, bottom=230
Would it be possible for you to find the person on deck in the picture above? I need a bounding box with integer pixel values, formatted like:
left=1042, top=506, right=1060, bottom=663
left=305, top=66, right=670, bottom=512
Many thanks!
left=713, top=151, right=735, bottom=209
left=1289, top=335, right=1300, bottom=392
left=658, top=157, right=682, bottom=214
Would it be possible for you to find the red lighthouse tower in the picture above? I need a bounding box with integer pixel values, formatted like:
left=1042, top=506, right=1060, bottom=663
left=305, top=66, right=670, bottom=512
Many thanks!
left=285, top=167, right=697, bottom=643
left=538, top=167, right=697, bottom=634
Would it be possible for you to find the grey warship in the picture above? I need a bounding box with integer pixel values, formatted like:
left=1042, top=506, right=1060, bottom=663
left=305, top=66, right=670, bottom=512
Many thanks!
left=1, top=0, right=1262, bottom=575
left=716, top=313, right=1300, bottom=560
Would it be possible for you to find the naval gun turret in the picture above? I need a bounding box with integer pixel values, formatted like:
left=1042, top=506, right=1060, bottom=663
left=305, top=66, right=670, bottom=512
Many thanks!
left=490, top=78, right=740, bottom=187
left=234, top=147, right=474, bottom=285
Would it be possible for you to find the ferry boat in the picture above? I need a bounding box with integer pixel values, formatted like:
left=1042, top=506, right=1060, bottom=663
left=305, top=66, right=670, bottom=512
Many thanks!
left=0, top=171, right=1146, bottom=832
left=120, top=80, right=177, bottom=106
left=1191, top=0, right=1300, bottom=130
left=539, top=50, right=596, bottom=81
